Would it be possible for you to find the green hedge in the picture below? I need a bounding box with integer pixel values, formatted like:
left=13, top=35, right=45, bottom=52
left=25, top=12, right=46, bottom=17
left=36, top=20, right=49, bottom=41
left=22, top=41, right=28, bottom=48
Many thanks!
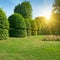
left=0, top=8, right=9, bottom=40
left=30, top=20, right=37, bottom=35
left=8, top=13, right=26, bottom=29
left=24, top=19, right=31, bottom=36
left=9, top=28, right=26, bottom=37
left=8, top=13, right=26, bottom=37
left=0, top=9, right=9, bottom=29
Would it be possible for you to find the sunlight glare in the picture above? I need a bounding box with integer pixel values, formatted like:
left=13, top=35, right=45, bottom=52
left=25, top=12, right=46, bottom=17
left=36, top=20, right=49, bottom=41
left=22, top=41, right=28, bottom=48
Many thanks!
left=42, top=10, right=51, bottom=20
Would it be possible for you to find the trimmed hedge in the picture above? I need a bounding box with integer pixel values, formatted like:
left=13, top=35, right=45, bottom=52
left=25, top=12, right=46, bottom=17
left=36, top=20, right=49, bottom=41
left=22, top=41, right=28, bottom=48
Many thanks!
left=35, top=18, right=41, bottom=35
left=0, top=8, right=9, bottom=40
left=9, top=28, right=26, bottom=37
left=8, top=13, right=26, bottom=29
left=8, top=13, right=26, bottom=37
left=30, top=20, right=37, bottom=35
left=0, top=9, right=9, bottom=29
left=24, top=19, right=31, bottom=36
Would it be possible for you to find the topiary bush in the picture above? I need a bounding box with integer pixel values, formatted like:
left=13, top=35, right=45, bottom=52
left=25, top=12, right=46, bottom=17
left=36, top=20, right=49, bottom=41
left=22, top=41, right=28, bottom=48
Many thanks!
left=30, top=20, right=37, bottom=36
left=0, top=8, right=9, bottom=40
left=35, top=18, right=41, bottom=35
left=8, top=13, right=26, bottom=37
left=9, top=28, right=26, bottom=37
left=24, top=19, right=31, bottom=36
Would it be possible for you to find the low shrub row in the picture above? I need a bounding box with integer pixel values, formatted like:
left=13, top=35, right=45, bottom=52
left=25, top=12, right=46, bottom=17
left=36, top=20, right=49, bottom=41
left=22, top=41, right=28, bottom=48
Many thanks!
left=8, top=13, right=38, bottom=37
left=42, top=35, right=60, bottom=41
left=0, top=8, right=38, bottom=39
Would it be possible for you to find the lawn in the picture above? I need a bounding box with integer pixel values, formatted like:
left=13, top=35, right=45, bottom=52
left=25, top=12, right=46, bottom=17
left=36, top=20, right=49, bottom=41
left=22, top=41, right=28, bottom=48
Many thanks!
left=0, top=36, right=60, bottom=60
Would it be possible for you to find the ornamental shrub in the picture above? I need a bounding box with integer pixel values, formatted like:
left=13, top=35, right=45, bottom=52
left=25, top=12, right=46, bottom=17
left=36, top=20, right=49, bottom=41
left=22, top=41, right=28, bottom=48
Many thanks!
left=30, top=20, right=37, bottom=35
left=24, top=19, right=31, bottom=36
left=0, top=9, right=9, bottom=29
left=8, top=13, right=26, bottom=37
left=9, top=28, right=26, bottom=37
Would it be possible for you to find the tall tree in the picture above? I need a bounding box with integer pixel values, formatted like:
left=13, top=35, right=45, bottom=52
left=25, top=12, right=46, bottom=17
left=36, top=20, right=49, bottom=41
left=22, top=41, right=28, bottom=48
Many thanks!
left=14, top=4, right=21, bottom=14
left=50, top=13, right=60, bottom=35
left=14, top=1, right=32, bottom=19
left=53, top=0, right=60, bottom=13
left=50, top=0, right=60, bottom=35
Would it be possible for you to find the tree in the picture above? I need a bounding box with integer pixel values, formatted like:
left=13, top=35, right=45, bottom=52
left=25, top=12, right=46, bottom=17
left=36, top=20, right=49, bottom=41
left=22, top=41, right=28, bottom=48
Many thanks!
left=0, top=8, right=9, bottom=40
left=53, top=0, right=60, bottom=13
left=8, top=13, right=26, bottom=37
left=14, top=4, right=21, bottom=14
left=51, top=0, right=60, bottom=35
left=14, top=1, right=32, bottom=19
left=50, top=13, right=60, bottom=35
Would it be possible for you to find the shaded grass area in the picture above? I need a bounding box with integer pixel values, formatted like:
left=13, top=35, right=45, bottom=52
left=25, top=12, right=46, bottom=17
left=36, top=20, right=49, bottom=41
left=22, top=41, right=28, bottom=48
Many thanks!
left=0, top=35, right=60, bottom=60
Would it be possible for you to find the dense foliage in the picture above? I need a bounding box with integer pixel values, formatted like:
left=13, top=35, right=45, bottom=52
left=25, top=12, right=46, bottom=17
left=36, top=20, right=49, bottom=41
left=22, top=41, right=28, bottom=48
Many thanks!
left=35, top=17, right=41, bottom=35
left=35, top=17, right=51, bottom=35
left=14, top=1, right=32, bottom=19
left=50, top=0, right=60, bottom=35
left=53, top=0, right=60, bottom=13
left=0, top=0, right=60, bottom=39
left=30, top=20, right=37, bottom=35
left=8, top=13, right=26, bottom=37
left=0, top=8, right=9, bottom=40
left=50, top=13, right=60, bottom=35
left=14, top=4, right=21, bottom=14
left=24, top=19, right=31, bottom=36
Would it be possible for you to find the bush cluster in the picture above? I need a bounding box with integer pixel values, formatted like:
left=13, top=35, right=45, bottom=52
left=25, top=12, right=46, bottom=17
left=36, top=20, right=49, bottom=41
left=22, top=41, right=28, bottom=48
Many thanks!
left=8, top=14, right=38, bottom=37
left=42, top=35, right=60, bottom=41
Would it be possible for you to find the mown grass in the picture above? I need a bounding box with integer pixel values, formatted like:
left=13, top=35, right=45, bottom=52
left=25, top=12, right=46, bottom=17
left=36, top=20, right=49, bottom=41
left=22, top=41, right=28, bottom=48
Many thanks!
left=0, top=35, right=60, bottom=60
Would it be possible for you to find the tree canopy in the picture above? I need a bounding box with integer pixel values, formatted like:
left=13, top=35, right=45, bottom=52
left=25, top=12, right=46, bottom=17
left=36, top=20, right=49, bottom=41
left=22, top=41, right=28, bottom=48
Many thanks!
left=53, top=0, right=60, bottom=13
left=14, top=1, right=32, bottom=19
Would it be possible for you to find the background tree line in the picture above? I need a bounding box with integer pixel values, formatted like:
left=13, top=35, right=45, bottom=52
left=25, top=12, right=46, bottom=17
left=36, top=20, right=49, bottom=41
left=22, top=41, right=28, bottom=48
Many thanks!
left=0, top=0, right=60, bottom=40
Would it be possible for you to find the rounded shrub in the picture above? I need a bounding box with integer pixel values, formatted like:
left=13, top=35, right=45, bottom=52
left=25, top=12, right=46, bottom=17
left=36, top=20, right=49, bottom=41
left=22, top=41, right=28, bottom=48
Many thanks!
left=8, top=13, right=26, bottom=37
left=0, top=8, right=9, bottom=40
left=30, top=20, right=37, bottom=36
left=0, top=9, right=9, bottom=29
left=8, top=13, right=26, bottom=29
left=24, top=19, right=31, bottom=36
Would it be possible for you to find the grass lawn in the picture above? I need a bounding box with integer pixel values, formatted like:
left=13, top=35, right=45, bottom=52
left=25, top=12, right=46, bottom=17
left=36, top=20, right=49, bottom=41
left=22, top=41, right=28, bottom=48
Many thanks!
left=0, top=35, right=60, bottom=60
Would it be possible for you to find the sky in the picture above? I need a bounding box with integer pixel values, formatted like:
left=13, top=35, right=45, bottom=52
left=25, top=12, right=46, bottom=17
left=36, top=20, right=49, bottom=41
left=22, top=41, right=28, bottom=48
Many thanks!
left=0, top=0, right=54, bottom=18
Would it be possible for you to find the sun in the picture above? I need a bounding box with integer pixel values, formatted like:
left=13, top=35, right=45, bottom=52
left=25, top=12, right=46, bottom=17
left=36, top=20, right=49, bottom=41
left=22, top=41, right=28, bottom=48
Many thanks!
left=42, top=10, right=51, bottom=20
left=44, top=13, right=51, bottom=20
